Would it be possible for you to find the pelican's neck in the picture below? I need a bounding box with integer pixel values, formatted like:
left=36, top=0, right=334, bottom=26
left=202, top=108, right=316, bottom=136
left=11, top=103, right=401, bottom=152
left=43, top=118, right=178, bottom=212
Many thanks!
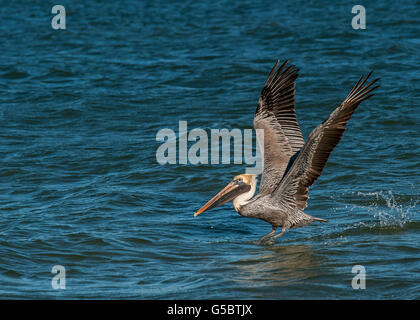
left=233, top=179, right=257, bottom=212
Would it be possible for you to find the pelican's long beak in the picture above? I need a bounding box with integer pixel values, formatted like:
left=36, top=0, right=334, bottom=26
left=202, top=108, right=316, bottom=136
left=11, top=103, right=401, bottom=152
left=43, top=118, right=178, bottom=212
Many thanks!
left=194, top=180, right=250, bottom=217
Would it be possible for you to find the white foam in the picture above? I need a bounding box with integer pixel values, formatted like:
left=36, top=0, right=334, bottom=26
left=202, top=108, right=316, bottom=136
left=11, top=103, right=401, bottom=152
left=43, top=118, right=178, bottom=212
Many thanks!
left=356, top=190, right=418, bottom=228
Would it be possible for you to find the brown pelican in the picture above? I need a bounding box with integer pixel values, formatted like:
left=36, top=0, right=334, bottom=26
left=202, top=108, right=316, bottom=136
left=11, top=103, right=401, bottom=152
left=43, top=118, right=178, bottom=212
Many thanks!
left=194, top=60, right=379, bottom=244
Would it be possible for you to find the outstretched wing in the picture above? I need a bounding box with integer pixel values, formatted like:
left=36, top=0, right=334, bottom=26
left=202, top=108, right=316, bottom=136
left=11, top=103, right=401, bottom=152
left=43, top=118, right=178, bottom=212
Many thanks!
left=272, top=72, right=379, bottom=210
left=254, top=60, right=304, bottom=194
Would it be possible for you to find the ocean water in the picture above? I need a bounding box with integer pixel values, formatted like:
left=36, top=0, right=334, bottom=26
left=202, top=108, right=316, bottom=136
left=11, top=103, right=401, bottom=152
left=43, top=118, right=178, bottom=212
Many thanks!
left=0, top=1, right=418, bottom=299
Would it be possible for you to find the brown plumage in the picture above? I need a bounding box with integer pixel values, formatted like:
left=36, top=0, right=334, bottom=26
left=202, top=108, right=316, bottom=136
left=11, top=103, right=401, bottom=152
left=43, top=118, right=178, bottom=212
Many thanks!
left=254, top=60, right=304, bottom=194
left=194, top=60, right=379, bottom=245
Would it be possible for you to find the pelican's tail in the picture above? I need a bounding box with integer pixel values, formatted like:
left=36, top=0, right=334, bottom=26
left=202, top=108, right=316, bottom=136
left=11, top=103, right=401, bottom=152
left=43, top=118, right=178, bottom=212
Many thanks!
left=288, top=211, right=328, bottom=229
left=312, top=216, right=329, bottom=223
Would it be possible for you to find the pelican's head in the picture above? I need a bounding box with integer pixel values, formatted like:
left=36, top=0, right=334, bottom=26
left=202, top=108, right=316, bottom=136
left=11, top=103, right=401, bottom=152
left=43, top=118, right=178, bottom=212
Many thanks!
left=194, top=174, right=257, bottom=216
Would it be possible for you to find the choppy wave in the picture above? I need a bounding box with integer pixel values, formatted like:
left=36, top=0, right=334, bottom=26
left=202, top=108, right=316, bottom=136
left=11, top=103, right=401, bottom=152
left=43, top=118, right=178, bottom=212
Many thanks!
left=0, top=0, right=419, bottom=299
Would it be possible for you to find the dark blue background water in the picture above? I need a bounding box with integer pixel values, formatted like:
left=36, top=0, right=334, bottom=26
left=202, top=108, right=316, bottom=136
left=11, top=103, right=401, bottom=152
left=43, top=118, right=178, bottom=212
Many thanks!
left=0, top=1, right=418, bottom=299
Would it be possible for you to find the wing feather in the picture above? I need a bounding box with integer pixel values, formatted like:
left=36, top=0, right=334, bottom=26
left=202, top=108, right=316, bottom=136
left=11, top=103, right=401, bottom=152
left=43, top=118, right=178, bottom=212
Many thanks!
left=273, top=72, right=380, bottom=210
left=254, top=60, right=305, bottom=194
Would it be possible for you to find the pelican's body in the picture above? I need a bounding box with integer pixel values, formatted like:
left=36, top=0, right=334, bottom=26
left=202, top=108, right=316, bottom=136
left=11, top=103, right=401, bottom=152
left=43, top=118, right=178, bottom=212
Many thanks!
left=195, top=60, right=379, bottom=244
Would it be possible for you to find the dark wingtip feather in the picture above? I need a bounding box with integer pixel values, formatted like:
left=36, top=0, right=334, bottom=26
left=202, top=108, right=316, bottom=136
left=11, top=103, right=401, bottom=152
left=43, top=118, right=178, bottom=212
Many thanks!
left=265, top=60, right=288, bottom=87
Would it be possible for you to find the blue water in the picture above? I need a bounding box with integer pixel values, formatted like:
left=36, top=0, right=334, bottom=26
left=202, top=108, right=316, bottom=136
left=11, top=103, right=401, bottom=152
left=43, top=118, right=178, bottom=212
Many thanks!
left=0, top=1, right=419, bottom=299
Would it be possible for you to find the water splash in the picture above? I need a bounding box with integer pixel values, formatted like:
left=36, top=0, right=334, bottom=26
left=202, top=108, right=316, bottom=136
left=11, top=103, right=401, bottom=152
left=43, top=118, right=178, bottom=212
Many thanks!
left=357, top=190, right=418, bottom=228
